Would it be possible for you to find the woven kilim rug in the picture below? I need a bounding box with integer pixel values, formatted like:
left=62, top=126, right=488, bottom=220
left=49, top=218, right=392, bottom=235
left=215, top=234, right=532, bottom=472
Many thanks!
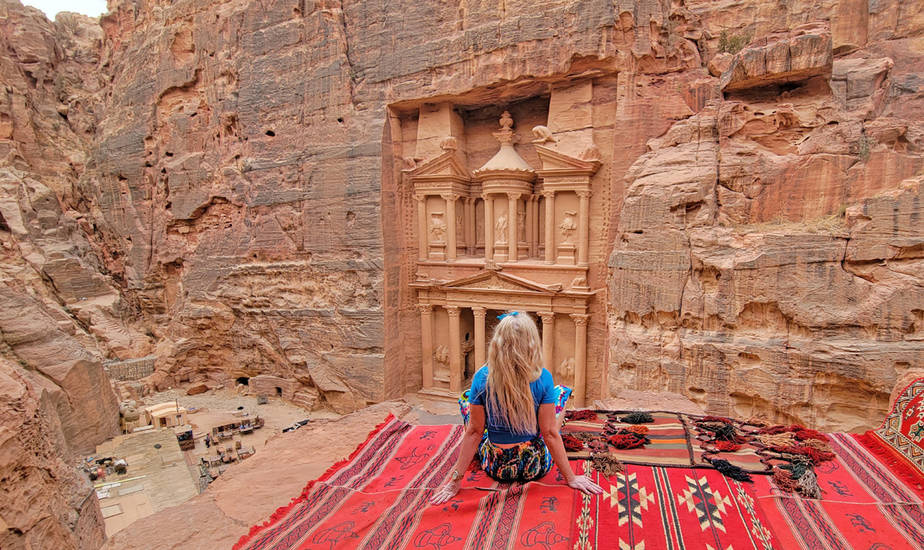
left=571, top=466, right=780, bottom=550
left=854, top=377, right=924, bottom=500
left=234, top=414, right=583, bottom=550
left=235, top=413, right=782, bottom=550
left=562, top=410, right=772, bottom=474
left=235, top=412, right=924, bottom=550
left=752, top=433, right=924, bottom=550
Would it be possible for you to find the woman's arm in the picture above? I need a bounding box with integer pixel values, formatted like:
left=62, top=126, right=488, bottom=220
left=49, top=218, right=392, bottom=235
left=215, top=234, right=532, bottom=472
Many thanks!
left=539, top=403, right=603, bottom=495
left=430, top=404, right=486, bottom=505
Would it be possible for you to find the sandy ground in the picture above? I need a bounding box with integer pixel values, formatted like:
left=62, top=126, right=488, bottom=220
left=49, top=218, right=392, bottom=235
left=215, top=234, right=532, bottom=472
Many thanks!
left=102, top=390, right=700, bottom=549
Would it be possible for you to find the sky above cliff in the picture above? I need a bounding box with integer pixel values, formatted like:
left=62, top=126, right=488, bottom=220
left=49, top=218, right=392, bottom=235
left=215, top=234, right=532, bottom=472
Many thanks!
left=24, top=0, right=107, bottom=18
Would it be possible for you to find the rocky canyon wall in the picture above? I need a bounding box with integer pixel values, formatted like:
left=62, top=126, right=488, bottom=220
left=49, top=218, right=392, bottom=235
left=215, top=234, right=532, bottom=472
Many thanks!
left=3, top=0, right=919, bottom=427
left=606, top=2, right=924, bottom=431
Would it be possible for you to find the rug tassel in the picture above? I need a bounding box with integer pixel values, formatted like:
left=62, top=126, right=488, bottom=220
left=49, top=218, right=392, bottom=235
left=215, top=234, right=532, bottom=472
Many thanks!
left=797, top=468, right=821, bottom=499
left=710, top=459, right=752, bottom=482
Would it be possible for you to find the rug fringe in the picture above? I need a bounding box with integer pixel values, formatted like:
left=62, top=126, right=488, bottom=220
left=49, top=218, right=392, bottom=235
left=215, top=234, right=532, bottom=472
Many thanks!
left=852, top=432, right=924, bottom=499
left=232, top=412, right=400, bottom=550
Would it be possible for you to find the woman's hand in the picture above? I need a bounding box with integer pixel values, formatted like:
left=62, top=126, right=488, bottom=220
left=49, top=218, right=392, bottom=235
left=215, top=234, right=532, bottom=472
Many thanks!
left=429, top=479, right=461, bottom=506
left=567, top=474, right=603, bottom=495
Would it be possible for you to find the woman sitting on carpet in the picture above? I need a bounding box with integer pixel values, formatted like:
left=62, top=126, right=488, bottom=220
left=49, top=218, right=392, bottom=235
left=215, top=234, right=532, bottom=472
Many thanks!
left=430, top=311, right=603, bottom=505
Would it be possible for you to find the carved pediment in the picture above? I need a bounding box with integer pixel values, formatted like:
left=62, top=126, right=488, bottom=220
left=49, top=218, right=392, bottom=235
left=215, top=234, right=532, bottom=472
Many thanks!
left=406, top=150, right=469, bottom=181
left=534, top=144, right=601, bottom=175
left=439, top=271, right=556, bottom=294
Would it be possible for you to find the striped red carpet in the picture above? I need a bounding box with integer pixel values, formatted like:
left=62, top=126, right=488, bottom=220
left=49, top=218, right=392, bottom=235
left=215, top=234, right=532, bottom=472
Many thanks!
left=235, top=414, right=924, bottom=550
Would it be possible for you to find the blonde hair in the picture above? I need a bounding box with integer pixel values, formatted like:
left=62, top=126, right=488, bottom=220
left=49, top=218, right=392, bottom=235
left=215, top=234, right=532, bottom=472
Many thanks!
left=486, top=312, right=543, bottom=435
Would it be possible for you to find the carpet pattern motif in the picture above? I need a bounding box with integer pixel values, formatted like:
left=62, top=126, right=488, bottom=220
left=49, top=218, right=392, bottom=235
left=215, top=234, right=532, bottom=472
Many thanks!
left=874, top=378, right=924, bottom=473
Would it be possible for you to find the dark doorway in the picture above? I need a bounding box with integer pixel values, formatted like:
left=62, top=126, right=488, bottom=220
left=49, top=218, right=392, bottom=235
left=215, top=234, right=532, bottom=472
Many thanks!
left=236, top=377, right=249, bottom=386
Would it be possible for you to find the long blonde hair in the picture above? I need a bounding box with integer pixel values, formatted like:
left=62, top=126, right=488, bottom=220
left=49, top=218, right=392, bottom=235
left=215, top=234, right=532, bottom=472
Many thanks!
left=486, top=312, right=543, bottom=435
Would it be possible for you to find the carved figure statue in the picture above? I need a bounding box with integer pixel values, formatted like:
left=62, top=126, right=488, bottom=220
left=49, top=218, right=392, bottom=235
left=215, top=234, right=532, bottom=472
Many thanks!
left=579, top=144, right=601, bottom=161
left=495, top=214, right=508, bottom=243
left=499, top=111, right=513, bottom=130
left=433, top=344, right=449, bottom=366
left=516, top=207, right=526, bottom=239
left=439, top=136, right=458, bottom=151
left=560, top=357, right=575, bottom=382
left=531, top=125, right=557, bottom=144
left=429, top=213, right=446, bottom=242
left=559, top=210, right=577, bottom=243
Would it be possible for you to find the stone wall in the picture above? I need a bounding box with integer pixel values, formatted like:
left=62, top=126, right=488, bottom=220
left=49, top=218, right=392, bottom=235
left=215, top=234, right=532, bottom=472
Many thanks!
left=104, top=355, right=156, bottom=381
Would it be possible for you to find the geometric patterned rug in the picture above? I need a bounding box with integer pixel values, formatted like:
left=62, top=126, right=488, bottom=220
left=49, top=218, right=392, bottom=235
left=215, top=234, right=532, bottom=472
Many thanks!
left=873, top=378, right=924, bottom=471
left=561, top=410, right=773, bottom=474
left=234, top=413, right=924, bottom=550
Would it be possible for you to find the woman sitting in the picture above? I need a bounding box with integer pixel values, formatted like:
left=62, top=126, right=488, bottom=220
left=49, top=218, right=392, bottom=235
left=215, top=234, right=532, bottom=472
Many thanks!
left=430, top=311, right=602, bottom=505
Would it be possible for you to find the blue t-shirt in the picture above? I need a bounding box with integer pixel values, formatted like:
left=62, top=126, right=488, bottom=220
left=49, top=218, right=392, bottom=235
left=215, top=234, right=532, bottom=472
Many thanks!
left=468, top=365, right=556, bottom=444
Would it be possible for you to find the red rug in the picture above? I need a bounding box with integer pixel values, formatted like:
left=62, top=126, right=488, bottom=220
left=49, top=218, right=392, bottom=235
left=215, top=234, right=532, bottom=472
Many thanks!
left=235, top=413, right=924, bottom=550
left=855, top=377, right=924, bottom=499
left=572, top=466, right=779, bottom=549
left=234, top=414, right=582, bottom=550
left=751, top=432, right=924, bottom=549
left=234, top=414, right=782, bottom=550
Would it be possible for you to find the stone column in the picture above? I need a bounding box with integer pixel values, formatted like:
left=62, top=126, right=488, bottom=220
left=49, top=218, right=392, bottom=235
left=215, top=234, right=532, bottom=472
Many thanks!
left=525, top=195, right=535, bottom=258
left=507, top=192, right=518, bottom=261
left=472, top=307, right=487, bottom=370
left=543, top=191, right=555, bottom=263
left=418, top=304, right=434, bottom=389
left=443, top=194, right=457, bottom=261
left=538, top=312, right=555, bottom=374
left=416, top=195, right=427, bottom=261
left=571, top=313, right=590, bottom=407
left=577, top=190, right=591, bottom=266
left=447, top=306, right=462, bottom=393
left=484, top=194, right=494, bottom=262
left=465, top=197, right=476, bottom=255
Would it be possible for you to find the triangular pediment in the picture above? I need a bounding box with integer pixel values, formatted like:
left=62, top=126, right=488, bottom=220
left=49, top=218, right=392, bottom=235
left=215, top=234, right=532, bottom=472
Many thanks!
left=440, top=271, right=557, bottom=294
left=406, top=150, right=469, bottom=180
left=534, top=144, right=601, bottom=174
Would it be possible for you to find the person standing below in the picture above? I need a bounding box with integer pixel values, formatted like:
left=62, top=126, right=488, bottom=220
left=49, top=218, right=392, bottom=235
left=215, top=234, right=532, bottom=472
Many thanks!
left=430, top=312, right=602, bottom=505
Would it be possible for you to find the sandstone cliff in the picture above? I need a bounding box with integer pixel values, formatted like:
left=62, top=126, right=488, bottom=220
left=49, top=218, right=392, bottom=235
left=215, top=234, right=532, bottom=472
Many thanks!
left=1, top=3, right=121, bottom=547
left=4, top=0, right=920, bottom=429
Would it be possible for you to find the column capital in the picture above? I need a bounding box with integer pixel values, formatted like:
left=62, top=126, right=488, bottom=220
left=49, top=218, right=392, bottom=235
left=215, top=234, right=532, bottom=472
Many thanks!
left=538, top=311, right=555, bottom=324
left=576, top=190, right=592, bottom=199
left=570, top=313, right=590, bottom=326
left=414, top=194, right=427, bottom=203
left=541, top=190, right=555, bottom=199
left=440, top=192, right=460, bottom=201
left=471, top=306, right=487, bottom=319
left=417, top=304, right=433, bottom=314
left=445, top=305, right=461, bottom=318
left=506, top=191, right=521, bottom=201
left=481, top=192, right=493, bottom=201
